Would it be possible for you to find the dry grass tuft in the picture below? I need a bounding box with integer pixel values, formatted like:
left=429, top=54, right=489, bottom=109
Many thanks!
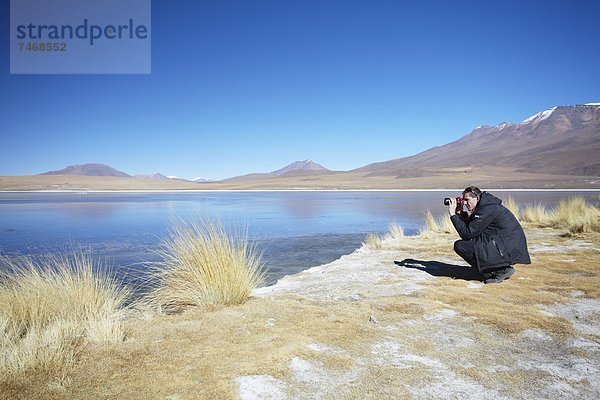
left=386, top=222, right=405, bottom=240
left=522, top=196, right=600, bottom=233
left=0, top=252, right=129, bottom=380
left=521, top=203, right=551, bottom=225
left=364, top=222, right=406, bottom=250
left=550, top=197, right=600, bottom=233
left=148, top=218, right=265, bottom=311
left=419, top=210, right=455, bottom=237
left=365, top=233, right=384, bottom=250
left=503, top=196, right=520, bottom=219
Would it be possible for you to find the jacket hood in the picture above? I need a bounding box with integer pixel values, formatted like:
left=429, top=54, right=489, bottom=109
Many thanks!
left=477, top=191, right=502, bottom=207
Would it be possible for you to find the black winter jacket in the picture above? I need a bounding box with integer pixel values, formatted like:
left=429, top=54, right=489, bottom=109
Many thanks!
left=451, top=192, right=531, bottom=270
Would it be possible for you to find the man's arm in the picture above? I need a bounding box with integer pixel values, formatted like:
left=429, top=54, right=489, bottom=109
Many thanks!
left=451, top=206, right=499, bottom=240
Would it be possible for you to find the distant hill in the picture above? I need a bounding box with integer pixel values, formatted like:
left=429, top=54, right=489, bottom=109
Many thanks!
left=193, top=177, right=213, bottom=183
left=357, top=103, right=600, bottom=177
left=135, top=173, right=202, bottom=182
left=271, top=160, right=329, bottom=176
left=226, top=160, right=330, bottom=181
left=134, top=173, right=171, bottom=180
left=40, top=163, right=130, bottom=177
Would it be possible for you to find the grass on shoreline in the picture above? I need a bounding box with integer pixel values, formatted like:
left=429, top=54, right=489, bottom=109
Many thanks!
left=0, top=219, right=265, bottom=391
left=148, top=219, right=266, bottom=312
left=365, top=195, right=600, bottom=250
left=521, top=196, right=600, bottom=233
left=0, top=252, right=130, bottom=382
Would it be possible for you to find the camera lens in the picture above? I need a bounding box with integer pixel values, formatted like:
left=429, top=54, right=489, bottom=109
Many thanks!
left=444, top=198, right=451, bottom=206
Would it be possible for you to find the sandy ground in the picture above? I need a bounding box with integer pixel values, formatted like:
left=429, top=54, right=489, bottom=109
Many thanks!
left=2, top=227, right=599, bottom=399
left=244, top=232, right=600, bottom=399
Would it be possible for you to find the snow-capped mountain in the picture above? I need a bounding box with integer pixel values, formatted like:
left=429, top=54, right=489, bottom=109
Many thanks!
left=135, top=173, right=204, bottom=182
left=521, top=107, right=557, bottom=124
left=134, top=173, right=172, bottom=180
left=358, top=103, right=600, bottom=176
left=192, top=177, right=213, bottom=183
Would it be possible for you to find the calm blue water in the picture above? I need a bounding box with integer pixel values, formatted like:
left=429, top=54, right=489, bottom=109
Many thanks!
left=0, top=191, right=598, bottom=288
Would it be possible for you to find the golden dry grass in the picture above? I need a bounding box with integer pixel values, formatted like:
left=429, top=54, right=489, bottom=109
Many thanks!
left=0, top=252, right=130, bottom=383
left=522, top=196, right=600, bottom=233
left=364, top=222, right=405, bottom=250
left=550, top=196, right=600, bottom=233
left=503, top=195, right=520, bottom=219
left=148, top=219, right=265, bottom=311
left=521, top=203, right=550, bottom=224
left=364, top=233, right=383, bottom=250
left=419, top=209, right=455, bottom=237
left=386, top=222, right=405, bottom=240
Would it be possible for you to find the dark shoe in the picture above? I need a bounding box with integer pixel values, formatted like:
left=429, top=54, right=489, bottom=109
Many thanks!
left=484, top=266, right=515, bottom=284
left=480, top=268, right=498, bottom=281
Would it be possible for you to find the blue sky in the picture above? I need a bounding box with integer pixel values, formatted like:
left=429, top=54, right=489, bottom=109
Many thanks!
left=1, top=0, right=599, bottom=180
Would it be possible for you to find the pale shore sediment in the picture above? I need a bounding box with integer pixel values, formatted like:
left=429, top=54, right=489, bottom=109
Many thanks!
left=239, top=229, right=600, bottom=399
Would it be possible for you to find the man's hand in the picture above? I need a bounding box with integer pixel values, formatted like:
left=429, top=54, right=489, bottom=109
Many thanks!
left=448, top=197, right=457, bottom=217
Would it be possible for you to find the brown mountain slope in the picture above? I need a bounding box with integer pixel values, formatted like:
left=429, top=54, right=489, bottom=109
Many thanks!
left=357, top=104, right=600, bottom=177
left=226, top=160, right=330, bottom=181
left=40, top=163, right=131, bottom=177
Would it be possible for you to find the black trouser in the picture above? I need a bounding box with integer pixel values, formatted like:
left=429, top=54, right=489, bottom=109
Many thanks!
left=454, top=239, right=506, bottom=278
left=454, top=239, right=477, bottom=268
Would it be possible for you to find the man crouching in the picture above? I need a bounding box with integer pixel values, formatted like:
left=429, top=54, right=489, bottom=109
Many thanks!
left=448, top=186, right=531, bottom=284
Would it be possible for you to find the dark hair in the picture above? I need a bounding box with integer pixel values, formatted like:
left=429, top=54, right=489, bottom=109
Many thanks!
left=463, top=186, right=482, bottom=197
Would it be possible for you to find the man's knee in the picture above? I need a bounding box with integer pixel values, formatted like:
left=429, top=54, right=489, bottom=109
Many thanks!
left=454, top=240, right=470, bottom=255
left=454, top=239, right=476, bottom=264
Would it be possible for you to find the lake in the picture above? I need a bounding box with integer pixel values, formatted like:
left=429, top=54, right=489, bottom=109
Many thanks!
left=0, top=190, right=598, bottom=288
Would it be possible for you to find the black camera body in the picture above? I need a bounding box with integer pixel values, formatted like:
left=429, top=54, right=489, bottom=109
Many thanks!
left=444, top=197, right=463, bottom=206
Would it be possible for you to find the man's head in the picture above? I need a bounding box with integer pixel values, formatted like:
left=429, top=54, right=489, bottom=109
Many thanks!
left=462, top=186, right=482, bottom=211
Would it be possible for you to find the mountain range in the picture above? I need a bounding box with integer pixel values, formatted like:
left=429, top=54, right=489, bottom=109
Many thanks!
left=38, top=160, right=329, bottom=182
left=31, top=103, right=600, bottom=189
left=357, top=103, right=600, bottom=178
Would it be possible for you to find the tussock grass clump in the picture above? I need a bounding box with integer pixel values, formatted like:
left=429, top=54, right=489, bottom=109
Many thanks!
left=364, top=222, right=405, bottom=250
left=0, top=252, right=129, bottom=378
left=522, top=196, right=600, bottom=233
left=149, top=219, right=265, bottom=311
left=503, top=196, right=520, bottom=220
left=521, top=203, right=551, bottom=225
left=387, top=222, right=405, bottom=241
left=550, top=196, right=600, bottom=233
left=419, top=210, right=455, bottom=237
left=365, top=233, right=384, bottom=250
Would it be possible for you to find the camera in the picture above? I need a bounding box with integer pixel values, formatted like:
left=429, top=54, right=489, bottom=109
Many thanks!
left=444, top=197, right=462, bottom=206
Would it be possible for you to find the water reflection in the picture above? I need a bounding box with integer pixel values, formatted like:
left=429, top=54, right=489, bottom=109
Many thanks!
left=57, top=202, right=125, bottom=219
